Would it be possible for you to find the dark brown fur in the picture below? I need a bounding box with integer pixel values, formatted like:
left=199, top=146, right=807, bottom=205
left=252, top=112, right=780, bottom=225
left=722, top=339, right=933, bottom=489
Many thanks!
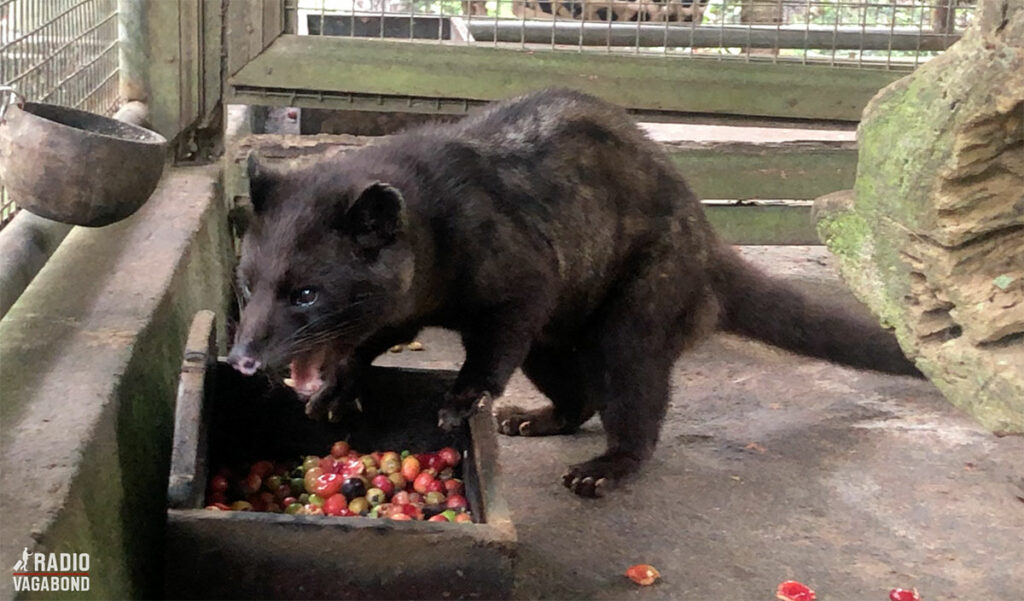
left=228, top=89, right=920, bottom=497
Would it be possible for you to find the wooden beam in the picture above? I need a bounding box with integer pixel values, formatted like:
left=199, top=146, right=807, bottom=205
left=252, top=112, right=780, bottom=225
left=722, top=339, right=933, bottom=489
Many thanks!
left=143, top=0, right=183, bottom=137
left=230, top=133, right=832, bottom=244
left=704, top=201, right=818, bottom=245
left=262, top=0, right=284, bottom=49
left=202, top=0, right=224, bottom=121
left=226, top=88, right=859, bottom=130
left=666, top=140, right=857, bottom=200
left=225, top=0, right=253, bottom=77
left=229, top=34, right=903, bottom=121
left=178, top=0, right=199, bottom=129
left=232, top=133, right=854, bottom=201
left=226, top=0, right=286, bottom=77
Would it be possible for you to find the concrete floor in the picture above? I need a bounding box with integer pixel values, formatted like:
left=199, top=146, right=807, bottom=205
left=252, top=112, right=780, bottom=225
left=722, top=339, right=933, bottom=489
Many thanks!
left=256, top=111, right=1022, bottom=599
left=376, top=246, right=1024, bottom=601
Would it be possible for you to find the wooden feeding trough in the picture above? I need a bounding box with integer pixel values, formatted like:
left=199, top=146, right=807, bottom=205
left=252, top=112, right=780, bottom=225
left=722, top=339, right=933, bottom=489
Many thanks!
left=165, top=311, right=516, bottom=600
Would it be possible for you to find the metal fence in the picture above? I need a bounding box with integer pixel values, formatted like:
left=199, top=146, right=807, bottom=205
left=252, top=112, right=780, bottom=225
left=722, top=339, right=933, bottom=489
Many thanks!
left=0, top=0, right=120, bottom=229
left=293, top=0, right=973, bottom=68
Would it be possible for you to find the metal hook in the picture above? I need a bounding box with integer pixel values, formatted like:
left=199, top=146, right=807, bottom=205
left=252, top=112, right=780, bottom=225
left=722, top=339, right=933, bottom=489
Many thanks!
left=0, top=85, right=26, bottom=125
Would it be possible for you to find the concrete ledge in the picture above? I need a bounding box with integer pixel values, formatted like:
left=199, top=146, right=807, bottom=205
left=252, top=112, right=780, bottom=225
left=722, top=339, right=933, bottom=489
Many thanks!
left=0, top=165, right=234, bottom=598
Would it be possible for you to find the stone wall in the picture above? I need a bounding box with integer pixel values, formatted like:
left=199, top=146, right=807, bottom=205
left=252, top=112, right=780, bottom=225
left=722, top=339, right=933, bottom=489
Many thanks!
left=816, top=0, right=1023, bottom=433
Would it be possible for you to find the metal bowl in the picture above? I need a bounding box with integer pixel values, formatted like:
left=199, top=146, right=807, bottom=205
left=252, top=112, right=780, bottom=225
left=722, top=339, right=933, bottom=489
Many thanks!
left=0, top=100, right=167, bottom=227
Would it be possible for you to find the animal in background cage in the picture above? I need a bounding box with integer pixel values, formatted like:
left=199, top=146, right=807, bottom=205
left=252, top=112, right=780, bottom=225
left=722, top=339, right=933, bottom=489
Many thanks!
left=462, top=0, right=710, bottom=23
left=353, top=0, right=415, bottom=12
left=461, top=0, right=488, bottom=15
left=932, top=0, right=973, bottom=33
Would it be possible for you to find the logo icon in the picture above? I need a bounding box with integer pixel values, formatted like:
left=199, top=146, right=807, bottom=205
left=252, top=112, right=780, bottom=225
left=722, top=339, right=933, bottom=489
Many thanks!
left=11, top=548, right=28, bottom=572
left=10, top=550, right=90, bottom=593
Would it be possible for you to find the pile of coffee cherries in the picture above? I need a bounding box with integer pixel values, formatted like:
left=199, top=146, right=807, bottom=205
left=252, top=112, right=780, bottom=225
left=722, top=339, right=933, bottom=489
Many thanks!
left=205, top=441, right=472, bottom=523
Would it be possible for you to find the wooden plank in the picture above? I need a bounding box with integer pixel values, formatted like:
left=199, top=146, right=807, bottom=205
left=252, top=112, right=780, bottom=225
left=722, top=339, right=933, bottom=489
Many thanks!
left=262, top=0, right=285, bottom=50
left=666, top=141, right=857, bottom=200
left=225, top=0, right=252, bottom=77
left=232, top=133, right=854, bottom=201
left=229, top=35, right=904, bottom=121
left=129, top=0, right=215, bottom=138
left=144, top=1, right=183, bottom=137
left=202, top=0, right=224, bottom=120
left=704, top=202, right=819, bottom=245
left=285, top=2, right=299, bottom=35
left=225, top=87, right=858, bottom=129
left=178, top=0, right=200, bottom=131
left=230, top=133, right=827, bottom=244
left=247, top=0, right=266, bottom=63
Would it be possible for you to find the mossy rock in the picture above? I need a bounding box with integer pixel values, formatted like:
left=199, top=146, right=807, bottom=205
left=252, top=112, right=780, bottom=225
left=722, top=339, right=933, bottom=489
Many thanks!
left=816, top=0, right=1024, bottom=434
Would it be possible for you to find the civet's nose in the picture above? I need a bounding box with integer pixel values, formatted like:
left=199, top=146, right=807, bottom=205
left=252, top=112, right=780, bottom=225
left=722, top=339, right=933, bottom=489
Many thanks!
left=227, top=347, right=261, bottom=376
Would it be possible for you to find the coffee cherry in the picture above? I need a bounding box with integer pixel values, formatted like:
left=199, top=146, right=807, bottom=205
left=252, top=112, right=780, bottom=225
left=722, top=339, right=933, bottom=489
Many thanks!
left=413, top=472, right=436, bottom=495
left=387, top=472, right=406, bottom=491
left=341, top=477, right=367, bottom=501
left=444, top=494, right=468, bottom=511
left=401, top=456, right=421, bottom=481
left=366, top=488, right=387, bottom=506
left=371, top=474, right=395, bottom=497
left=438, top=447, right=461, bottom=468
left=348, top=497, right=370, bottom=515
left=330, top=441, right=350, bottom=458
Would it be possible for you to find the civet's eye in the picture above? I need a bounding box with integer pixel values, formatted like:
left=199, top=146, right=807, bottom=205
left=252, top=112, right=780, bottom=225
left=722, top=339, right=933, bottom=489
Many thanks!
left=240, top=281, right=252, bottom=301
left=290, top=287, right=319, bottom=307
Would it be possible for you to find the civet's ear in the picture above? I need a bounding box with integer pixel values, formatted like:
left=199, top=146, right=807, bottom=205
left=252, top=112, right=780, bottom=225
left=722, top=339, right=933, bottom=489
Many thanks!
left=340, top=182, right=406, bottom=254
left=247, top=153, right=280, bottom=214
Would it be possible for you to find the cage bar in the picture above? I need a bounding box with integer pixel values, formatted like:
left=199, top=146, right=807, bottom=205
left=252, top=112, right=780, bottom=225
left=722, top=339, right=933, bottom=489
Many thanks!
left=287, top=0, right=973, bottom=68
left=0, top=0, right=120, bottom=229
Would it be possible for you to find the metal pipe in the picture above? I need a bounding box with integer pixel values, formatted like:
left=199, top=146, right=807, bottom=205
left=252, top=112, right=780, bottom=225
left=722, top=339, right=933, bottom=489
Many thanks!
left=0, top=212, right=72, bottom=319
left=114, top=99, right=150, bottom=128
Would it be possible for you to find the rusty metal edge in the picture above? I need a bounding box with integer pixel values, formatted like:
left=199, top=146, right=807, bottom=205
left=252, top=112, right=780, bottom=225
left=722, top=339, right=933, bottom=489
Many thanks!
left=469, top=404, right=517, bottom=545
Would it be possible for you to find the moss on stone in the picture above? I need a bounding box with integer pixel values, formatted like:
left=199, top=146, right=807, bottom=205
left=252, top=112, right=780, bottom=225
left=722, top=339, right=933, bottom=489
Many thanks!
left=816, top=208, right=909, bottom=333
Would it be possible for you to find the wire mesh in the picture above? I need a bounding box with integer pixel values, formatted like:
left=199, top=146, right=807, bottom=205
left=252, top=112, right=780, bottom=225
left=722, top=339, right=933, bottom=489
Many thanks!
left=0, top=0, right=119, bottom=229
left=292, top=0, right=972, bottom=68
